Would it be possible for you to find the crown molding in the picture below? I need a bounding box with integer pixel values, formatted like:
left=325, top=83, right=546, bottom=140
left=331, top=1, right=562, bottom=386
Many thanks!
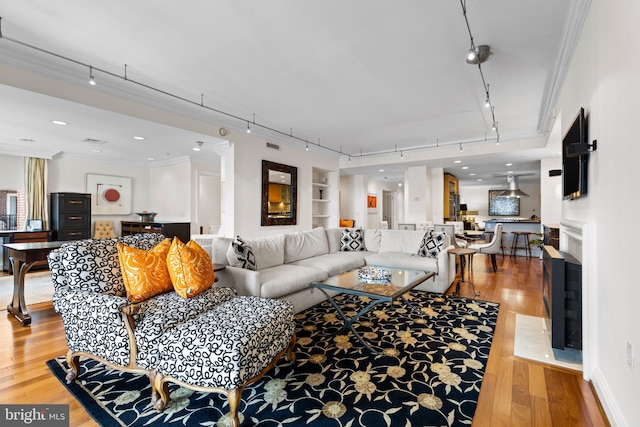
left=537, top=0, right=592, bottom=134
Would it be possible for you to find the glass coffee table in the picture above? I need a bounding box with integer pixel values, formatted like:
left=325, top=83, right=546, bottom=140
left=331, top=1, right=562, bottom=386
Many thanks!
left=310, top=267, right=435, bottom=353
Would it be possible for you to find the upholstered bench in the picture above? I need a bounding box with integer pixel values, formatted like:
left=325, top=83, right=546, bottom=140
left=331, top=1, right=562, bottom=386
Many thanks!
left=150, top=296, right=297, bottom=427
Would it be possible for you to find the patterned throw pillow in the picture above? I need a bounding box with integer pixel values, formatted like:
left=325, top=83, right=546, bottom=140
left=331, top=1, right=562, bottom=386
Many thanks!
left=340, top=228, right=366, bottom=251
left=167, top=238, right=215, bottom=298
left=117, top=238, right=173, bottom=303
left=231, top=235, right=257, bottom=270
left=418, top=230, right=446, bottom=258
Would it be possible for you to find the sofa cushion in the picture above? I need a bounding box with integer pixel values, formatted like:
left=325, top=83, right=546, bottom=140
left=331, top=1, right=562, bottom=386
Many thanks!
left=325, top=228, right=344, bottom=253
left=259, top=264, right=328, bottom=299
left=365, top=252, right=439, bottom=273
left=212, top=236, right=233, bottom=265
left=283, top=227, right=329, bottom=263
left=291, top=252, right=369, bottom=276
left=364, top=229, right=382, bottom=252
left=167, top=238, right=215, bottom=298
left=378, top=229, right=425, bottom=253
left=228, top=236, right=257, bottom=270
left=417, top=230, right=446, bottom=258
left=117, top=238, right=173, bottom=303
left=227, top=234, right=285, bottom=270
left=340, top=228, right=366, bottom=251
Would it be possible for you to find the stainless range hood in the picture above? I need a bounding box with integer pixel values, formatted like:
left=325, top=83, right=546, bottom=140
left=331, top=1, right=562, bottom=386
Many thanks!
left=498, top=175, right=529, bottom=198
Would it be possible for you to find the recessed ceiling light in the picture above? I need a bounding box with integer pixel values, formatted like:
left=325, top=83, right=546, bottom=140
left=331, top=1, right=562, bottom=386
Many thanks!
left=507, top=170, right=514, bottom=174
left=192, top=147, right=201, bottom=151
left=505, top=163, right=513, bottom=166
left=51, top=120, right=68, bottom=125
left=379, top=169, right=385, bottom=172
left=454, top=160, right=462, bottom=164
left=133, top=136, right=145, bottom=140
left=477, top=178, right=483, bottom=181
left=92, top=149, right=102, bottom=153
left=469, top=173, right=476, bottom=176
left=462, top=166, right=469, bottom=170
left=147, top=157, right=155, bottom=161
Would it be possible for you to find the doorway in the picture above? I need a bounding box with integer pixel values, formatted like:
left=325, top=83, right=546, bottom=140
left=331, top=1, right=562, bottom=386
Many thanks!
left=197, top=173, right=221, bottom=235
left=382, top=190, right=394, bottom=229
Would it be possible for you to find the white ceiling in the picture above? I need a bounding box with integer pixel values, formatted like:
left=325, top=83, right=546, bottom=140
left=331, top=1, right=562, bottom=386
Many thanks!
left=0, top=1, right=579, bottom=185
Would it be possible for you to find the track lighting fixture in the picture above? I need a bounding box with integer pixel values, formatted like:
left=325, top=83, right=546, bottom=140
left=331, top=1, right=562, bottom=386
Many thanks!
left=459, top=143, right=463, bottom=152
left=305, top=142, right=309, bottom=151
left=246, top=121, right=251, bottom=133
left=460, top=0, right=500, bottom=141
left=400, top=150, right=404, bottom=159
left=89, top=66, right=96, bottom=86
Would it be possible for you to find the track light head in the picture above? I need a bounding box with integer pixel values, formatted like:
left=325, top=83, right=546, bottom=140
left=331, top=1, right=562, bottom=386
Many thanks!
left=246, top=121, right=251, bottom=133
left=466, top=45, right=493, bottom=65
left=89, top=66, right=96, bottom=86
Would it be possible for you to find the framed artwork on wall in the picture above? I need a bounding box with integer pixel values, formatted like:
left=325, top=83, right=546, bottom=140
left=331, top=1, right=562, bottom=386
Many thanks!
left=367, top=194, right=378, bottom=213
left=86, top=173, right=132, bottom=215
left=488, top=190, right=520, bottom=216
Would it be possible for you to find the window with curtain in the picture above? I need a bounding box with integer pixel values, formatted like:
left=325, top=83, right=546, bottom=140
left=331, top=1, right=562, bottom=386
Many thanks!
left=24, top=157, right=48, bottom=230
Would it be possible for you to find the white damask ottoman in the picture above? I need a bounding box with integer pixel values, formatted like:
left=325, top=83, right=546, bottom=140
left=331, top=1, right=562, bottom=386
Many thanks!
left=149, top=296, right=296, bottom=427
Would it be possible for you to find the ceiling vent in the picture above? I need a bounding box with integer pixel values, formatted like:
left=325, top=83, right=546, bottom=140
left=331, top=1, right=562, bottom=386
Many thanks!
left=266, top=142, right=280, bottom=150
left=82, top=138, right=108, bottom=144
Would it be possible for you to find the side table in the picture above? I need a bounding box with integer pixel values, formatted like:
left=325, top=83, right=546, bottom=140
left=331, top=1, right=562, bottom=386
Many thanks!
left=213, top=263, right=226, bottom=283
left=448, top=247, right=480, bottom=297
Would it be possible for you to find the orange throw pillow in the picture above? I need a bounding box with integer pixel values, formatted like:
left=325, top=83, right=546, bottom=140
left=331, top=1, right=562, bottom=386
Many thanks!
left=167, top=237, right=215, bottom=298
left=117, top=238, right=173, bottom=303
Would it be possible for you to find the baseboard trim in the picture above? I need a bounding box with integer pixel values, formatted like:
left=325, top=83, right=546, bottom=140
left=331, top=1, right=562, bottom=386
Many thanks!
left=591, top=366, right=626, bottom=426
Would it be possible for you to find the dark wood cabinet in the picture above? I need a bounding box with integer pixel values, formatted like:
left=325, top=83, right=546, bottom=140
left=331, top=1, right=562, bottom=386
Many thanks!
left=543, top=224, right=560, bottom=250
left=121, top=221, right=190, bottom=243
left=50, top=192, right=91, bottom=241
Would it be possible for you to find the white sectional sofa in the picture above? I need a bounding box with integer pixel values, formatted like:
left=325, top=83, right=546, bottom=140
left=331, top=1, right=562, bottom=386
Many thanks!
left=206, top=227, right=456, bottom=313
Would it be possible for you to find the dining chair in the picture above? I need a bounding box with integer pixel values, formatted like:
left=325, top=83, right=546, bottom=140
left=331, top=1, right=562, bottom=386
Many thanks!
left=468, top=223, right=503, bottom=272
left=93, top=220, right=116, bottom=238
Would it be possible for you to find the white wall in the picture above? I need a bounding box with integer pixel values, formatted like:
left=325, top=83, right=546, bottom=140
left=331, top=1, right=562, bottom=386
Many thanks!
left=193, top=165, right=221, bottom=235
left=219, top=132, right=339, bottom=238
left=404, top=166, right=429, bottom=224
left=148, top=157, right=191, bottom=223
left=0, top=155, right=26, bottom=190
left=540, top=157, right=562, bottom=226
left=558, top=0, right=640, bottom=424
left=47, top=154, right=150, bottom=236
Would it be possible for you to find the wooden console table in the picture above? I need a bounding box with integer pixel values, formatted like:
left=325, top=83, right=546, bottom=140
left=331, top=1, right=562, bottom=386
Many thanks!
left=3, top=241, right=66, bottom=326
left=121, top=221, right=191, bottom=243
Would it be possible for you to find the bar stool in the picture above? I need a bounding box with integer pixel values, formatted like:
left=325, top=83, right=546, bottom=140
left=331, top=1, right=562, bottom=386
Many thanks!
left=510, top=231, right=532, bottom=257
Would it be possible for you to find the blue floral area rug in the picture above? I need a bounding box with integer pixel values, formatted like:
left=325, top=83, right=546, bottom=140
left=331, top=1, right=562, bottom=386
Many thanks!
left=47, top=291, right=499, bottom=426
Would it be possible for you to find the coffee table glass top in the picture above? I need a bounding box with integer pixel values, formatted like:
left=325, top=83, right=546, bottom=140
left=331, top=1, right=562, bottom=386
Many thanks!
left=311, top=268, right=434, bottom=299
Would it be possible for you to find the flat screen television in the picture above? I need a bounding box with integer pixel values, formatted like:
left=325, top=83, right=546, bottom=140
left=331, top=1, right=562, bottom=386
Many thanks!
left=562, top=107, right=588, bottom=200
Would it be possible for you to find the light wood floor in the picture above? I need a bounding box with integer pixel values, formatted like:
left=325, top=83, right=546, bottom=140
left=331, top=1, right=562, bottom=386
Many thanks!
left=0, top=255, right=609, bottom=426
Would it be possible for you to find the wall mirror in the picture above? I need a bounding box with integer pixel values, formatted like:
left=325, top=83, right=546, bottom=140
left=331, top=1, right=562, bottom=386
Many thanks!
left=261, top=160, right=297, bottom=226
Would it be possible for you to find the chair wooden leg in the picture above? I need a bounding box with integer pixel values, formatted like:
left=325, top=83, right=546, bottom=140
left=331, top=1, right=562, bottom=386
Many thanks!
left=227, top=388, right=243, bottom=427
left=65, top=350, right=81, bottom=383
left=491, top=254, right=497, bottom=272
